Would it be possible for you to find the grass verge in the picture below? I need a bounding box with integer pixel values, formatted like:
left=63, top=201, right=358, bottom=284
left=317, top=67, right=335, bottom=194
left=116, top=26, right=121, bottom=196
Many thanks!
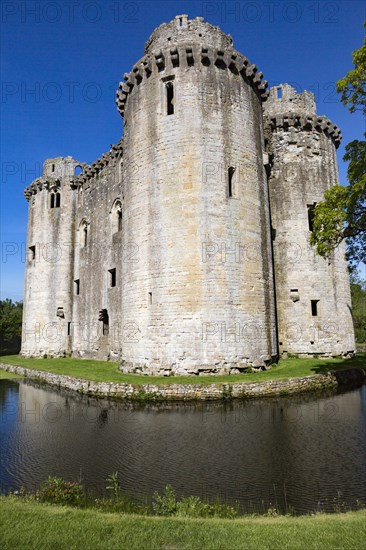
left=0, top=369, right=23, bottom=380
left=0, top=354, right=365, bottom=385
left=0, top=496, right=365, bottom=550
left=0, top=354, right=365, bottom=386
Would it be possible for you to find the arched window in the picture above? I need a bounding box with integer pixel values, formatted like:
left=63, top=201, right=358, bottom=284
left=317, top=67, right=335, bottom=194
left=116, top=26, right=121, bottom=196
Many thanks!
left=75, top=165, right=83, bottom=176
left=111, top=199, right=123, bottom=233
left=79, top=219, right=88, bottom=247
left=50, top=191, right=61, bottom=209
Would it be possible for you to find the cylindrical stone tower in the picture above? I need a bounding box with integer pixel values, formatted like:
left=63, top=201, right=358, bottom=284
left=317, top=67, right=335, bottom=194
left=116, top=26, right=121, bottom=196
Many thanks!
left=21, top=157, right=84, bottom=357
left=264, top=84, right=355, bottom=357
left=116, top=15, right=277, bottom=374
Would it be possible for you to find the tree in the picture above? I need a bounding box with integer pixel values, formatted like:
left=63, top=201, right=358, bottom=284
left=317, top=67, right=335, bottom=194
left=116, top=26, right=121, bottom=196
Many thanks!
left=0, top=299, right=23, bottom=353
left=310, top=24, right=366, bottom=267
left=350, top=272, right=366, bottom=343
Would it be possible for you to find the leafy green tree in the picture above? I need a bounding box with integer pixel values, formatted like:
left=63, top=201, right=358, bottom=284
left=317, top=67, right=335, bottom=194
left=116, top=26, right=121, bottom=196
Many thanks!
left=350, top=272, right=366, bottom=343
left=0, top=299, right=23, bottom=353
left=310, top=24, right=366, bottom=267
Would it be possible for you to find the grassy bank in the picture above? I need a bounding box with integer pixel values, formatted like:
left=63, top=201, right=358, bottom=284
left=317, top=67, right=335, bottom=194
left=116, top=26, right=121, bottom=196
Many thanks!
left=0, top=369, right=23, bottom=380
left=1, top=496, right=364, bottom=550
left=0, top=353, right=365, bottom=386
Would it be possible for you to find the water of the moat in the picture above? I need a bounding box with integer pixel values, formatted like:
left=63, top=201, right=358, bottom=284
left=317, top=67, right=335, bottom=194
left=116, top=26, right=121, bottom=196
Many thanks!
left=1, top=378, right=365, bottom=514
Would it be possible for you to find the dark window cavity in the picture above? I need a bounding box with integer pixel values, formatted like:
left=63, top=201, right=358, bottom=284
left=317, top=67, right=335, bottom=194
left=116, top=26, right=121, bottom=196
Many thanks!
left=29, top=245, right=36, bottom=261
left=103, top=311, right=109, bottom=335
left=74, top=279, right=80, bottom=295
left=307, top=203, right=316, bottom=232
left=109, top=268, right=116, bottom=287
left=311, top=300, right=319, bottom=317
left=166, top=82, right=174, bottom=115
left=228, top=167, right=235, bottom=198
left=50, top=192, right=60, bottom=209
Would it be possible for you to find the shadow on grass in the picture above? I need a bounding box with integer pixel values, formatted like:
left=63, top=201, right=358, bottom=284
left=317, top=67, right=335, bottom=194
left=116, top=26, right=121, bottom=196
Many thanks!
left=308, top=353, right=366, bottom=375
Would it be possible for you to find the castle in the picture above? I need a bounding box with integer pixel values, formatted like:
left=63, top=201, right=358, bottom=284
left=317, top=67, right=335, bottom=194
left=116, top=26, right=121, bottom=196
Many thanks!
left=21, top=15, right=355, bottom=375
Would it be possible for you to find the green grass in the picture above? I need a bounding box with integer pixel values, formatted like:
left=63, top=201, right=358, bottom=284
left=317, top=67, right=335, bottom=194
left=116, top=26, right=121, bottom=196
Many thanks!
left=0, top=354, right=365, bottom=386
left=0, top=497, right=365, bottom=550
left=0, top=369, right=23, bottom=380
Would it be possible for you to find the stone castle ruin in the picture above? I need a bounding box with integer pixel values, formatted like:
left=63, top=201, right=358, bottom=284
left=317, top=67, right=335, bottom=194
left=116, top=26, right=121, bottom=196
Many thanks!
left=21, top=15, right=355, bottom=375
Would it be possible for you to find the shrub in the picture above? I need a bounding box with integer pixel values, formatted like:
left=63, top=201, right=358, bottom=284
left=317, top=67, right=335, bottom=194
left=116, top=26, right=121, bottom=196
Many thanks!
left=152, top=485, right=178, bottom=516
left=37, top=476, right=85, bottom=506
left=152, top=486, right=240, bottom=519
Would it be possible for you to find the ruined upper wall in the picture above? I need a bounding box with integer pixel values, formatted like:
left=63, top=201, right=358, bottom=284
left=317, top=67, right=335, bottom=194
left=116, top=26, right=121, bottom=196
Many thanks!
left=264, top=84, right=316, bottom=116
left=264, top=84, right=342, bottom=149
left=24, top=156, right=86, bottom=201
left=145, top=14, right=233, bottom=53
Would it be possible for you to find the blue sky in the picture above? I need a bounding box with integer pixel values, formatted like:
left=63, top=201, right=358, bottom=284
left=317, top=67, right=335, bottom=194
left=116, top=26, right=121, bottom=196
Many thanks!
left=1, top=0, right=365, bottom=300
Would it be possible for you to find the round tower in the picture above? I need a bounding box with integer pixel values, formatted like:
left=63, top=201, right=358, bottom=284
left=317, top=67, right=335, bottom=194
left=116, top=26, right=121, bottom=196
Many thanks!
left=264, top=84, right=355, bottom=357
left=21, top=156, right=85, bottom=357
left=116, top=15, right=277, bottom=374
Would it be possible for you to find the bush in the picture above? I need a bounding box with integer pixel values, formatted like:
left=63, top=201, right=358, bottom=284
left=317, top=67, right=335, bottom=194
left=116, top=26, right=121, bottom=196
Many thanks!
left=37, top=476, right=85, bottom=506
left=152, top=485, right=178, bottom=516
left=152, top=486, right=240, bottom=519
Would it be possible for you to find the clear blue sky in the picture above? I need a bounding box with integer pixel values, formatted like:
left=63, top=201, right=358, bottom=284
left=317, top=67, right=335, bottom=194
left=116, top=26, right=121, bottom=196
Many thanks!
left=1, top=0, right=365, bottom=300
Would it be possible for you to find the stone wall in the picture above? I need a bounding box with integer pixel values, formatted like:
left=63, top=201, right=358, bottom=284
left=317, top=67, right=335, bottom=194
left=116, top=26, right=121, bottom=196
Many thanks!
left=1, top=362, right=364, bottom=401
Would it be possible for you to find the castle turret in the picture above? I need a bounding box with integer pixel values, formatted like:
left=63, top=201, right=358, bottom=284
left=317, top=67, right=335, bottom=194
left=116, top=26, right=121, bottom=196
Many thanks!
left=116, top=15, right=277, bottom=374
left=21, top=156, right=85, bottom=357
left=264, top=84, right=355, bottom=357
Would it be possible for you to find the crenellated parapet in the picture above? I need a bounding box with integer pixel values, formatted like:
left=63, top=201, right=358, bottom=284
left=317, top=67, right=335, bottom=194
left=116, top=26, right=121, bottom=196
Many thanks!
left=116, top=16, right=268, bottom=118
left=24, top=176, right=61, bottom=201
left=116, top=46, right=268, bottom=117
left=70, top=140, right=123, bottom=188
left=145, top=14, right=233, bottom=53
left=264, top=112, right=342, bottom=148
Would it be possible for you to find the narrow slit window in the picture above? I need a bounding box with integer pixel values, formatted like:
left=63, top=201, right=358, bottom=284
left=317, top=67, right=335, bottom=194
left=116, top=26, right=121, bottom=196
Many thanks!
left=228, top=167, right=235, bottom=198
left=311, top=300, right=319, bottom=317
left=166, top=82, right=174, bottom=115
left=80, top=223, right=88, bottom=247
left=67, top=322, right=71, bottom=336
left=55, top=193, right=61, bottom=208
left=29, top=245, right=36, bottom=261
left=74, top=279, right=80, bottom=295
left=117, top=209, right=122, bottom=231
left=103, top=312, right=109, bottom=336
left=148, top=292, right=152, bottom=305
left=307, top=203, right=316, bottom=232
left=50, top=194, right=55, bottom=209
left=109, top=268, right=116, bottom=287
left=52, top=164, right=55, bottom=172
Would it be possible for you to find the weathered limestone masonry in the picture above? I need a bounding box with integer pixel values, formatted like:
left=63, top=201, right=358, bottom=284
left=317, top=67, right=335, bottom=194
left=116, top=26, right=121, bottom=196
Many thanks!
left=21, top=15, right=355, bottom=374
left=264, top=84, right=355, bottom=358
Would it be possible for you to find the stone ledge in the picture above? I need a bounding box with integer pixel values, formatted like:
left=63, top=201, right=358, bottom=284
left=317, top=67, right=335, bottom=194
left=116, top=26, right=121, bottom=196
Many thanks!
left=0, top=363, right=364, bottom=401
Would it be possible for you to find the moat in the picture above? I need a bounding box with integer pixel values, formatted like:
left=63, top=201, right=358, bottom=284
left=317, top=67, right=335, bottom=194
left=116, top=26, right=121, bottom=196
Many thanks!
left=1, top=378, right=365, bottom=514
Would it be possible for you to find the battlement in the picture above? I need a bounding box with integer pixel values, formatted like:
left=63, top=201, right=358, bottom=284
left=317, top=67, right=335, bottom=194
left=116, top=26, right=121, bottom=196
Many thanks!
left=145, top=15, right=233, bottom=54
left=70, top=139, right=123, bottom=188
left=24, top=156, right=86, bottom=201
left=42, top=156, right=85, bottom=179
left=116, top=45, right=268, bottom=118
left=264, top=84, right=316, bottom=117
left=264, top=84, right=341, bottom=148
